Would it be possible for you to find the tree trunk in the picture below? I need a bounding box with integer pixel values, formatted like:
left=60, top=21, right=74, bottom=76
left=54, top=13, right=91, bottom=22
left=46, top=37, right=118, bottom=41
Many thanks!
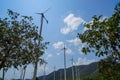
left=23, top=67, right=26, bottom=80
left=2, top=68, right=5, bottom=80
left=33, top=61, right=38, bottom=80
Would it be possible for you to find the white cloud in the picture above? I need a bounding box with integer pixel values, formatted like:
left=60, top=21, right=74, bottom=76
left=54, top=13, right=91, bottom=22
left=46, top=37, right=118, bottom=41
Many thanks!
left=46, top=54, right=52, bottom=60
left=66, top=48, right=72, bottom=54
left=74, top=57, right=95, bottom=65
left=61, top=13, right=85, bottom=35
left=67, top=38, right=81, bottom=46
left=60, top=27, right=71, bottom=35
left=56, top=52, right=61, bottom=55
left=53, top=41, right=64, bottom=49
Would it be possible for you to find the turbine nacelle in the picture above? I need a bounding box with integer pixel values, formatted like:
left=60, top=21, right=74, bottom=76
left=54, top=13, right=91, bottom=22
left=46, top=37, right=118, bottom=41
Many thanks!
left=36, top=13, right=48, bottom=24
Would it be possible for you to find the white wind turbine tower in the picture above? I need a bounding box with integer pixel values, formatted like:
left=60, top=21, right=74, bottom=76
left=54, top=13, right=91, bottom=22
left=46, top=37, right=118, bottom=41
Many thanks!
left=20, top=66, right=27, bottom=80
left=33, top=8, right=49, bottom=80
left=53, top=66, right=56, bottom=80
left=60, top=44, right=67, bottom=80
left=43, top=61, right=48, bottom=80
left=59, top=70, right=62, bottom=80
left=77, top=68, right=80, bottom=80
left=75, top=62, right=79, bottom=80
left=70, top=57, right=75, bottom=80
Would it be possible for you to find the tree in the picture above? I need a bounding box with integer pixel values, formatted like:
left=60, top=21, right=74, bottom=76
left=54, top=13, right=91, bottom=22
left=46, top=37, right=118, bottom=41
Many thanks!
left=78, top=2, right=120, bottom=79
left=0, top=9, right=48, bottom=72
left=98, top=56, right=120, bottom=80
left=78, top=2, right=120, bottom=58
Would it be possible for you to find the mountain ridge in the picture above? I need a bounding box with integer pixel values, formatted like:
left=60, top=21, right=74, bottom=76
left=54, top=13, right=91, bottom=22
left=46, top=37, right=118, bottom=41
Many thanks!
left=37, top=62, right=98, bottom=80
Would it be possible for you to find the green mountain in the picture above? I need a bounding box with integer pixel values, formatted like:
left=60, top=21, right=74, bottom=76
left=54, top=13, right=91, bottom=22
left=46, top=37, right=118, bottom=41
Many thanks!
left=37, top=62, right=98, bottom=80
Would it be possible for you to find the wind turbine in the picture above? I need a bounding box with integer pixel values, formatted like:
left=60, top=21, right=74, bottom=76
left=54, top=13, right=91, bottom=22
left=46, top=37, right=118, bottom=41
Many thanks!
left=75, top=63, right=78, bottom=80
left=60, top=70, right=62, bottom=80
left=36, top=8, right=49, bottom=35
left=70, top=57, right=75, bottom=80
left=20, top=67, right=23, bottom=79
left=53, top=66, right=56, bottom=80
left=43, top=61, right=48, bottom=80
left=20, top=65, right=27, bottom=80
left=60, top=44, right=67, bottom=80
left=33, top=8, right=49, bottom=80
left=77, top=69, right=80, bottom=80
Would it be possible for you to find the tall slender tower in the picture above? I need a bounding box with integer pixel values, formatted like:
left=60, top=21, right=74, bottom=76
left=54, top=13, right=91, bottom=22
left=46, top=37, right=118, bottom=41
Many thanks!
left=70, top=57, right=75, bottom=80
left=33, top=9, right=49, bottom=80
left=75, top=64, right=78, bottom=80
left=60, top=70, right=62, bottom=80
left=77, top=69, right=80, bottom=80
left=54, top=66, right=56, bottom=80
left=44, top=62, right=47, bottom=80
left=63, top=44, right=67, bottom=80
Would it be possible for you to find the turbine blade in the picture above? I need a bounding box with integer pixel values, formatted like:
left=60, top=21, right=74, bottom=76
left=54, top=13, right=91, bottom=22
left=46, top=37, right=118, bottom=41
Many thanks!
left=43, top=16, right=48, bottom=24
left=43, top=7, right=51, bottom=13
left=36, top=13, right=42, bottom=15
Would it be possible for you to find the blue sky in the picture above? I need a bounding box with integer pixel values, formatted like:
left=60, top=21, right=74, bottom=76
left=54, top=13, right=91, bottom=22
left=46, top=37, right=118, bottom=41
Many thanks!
left=0, top=0, right=119, bottom=79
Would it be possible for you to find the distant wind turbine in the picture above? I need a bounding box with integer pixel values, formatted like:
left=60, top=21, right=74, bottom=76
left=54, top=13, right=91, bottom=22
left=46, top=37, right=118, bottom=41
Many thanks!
left=77, top=69, right=80, bottom=80
left=70, top=57, right=75, bottom=80
left=60, top=44, right=67, bottom=80
left=53, top=66, right=56, bottom=80
left=75, top=63, right=78, bottom=80
left=20, top=66, right=27, bottom=80
left=60, top=70, right=62, bottom=80
left=43, top=61, right=48, bottom=80
left=22, top=66, right=27, bottom=80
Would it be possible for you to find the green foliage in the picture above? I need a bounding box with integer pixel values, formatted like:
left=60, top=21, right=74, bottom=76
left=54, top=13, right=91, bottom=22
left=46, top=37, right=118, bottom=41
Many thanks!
left=78, top=2, right=120, bottom=80
left=78, top=2, right=120, bottom=58
left=0, top=9, right=49, bottom=70
left=97, top=56, right=120, bottom=80
left=78, top=4, right=120, bottom=58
